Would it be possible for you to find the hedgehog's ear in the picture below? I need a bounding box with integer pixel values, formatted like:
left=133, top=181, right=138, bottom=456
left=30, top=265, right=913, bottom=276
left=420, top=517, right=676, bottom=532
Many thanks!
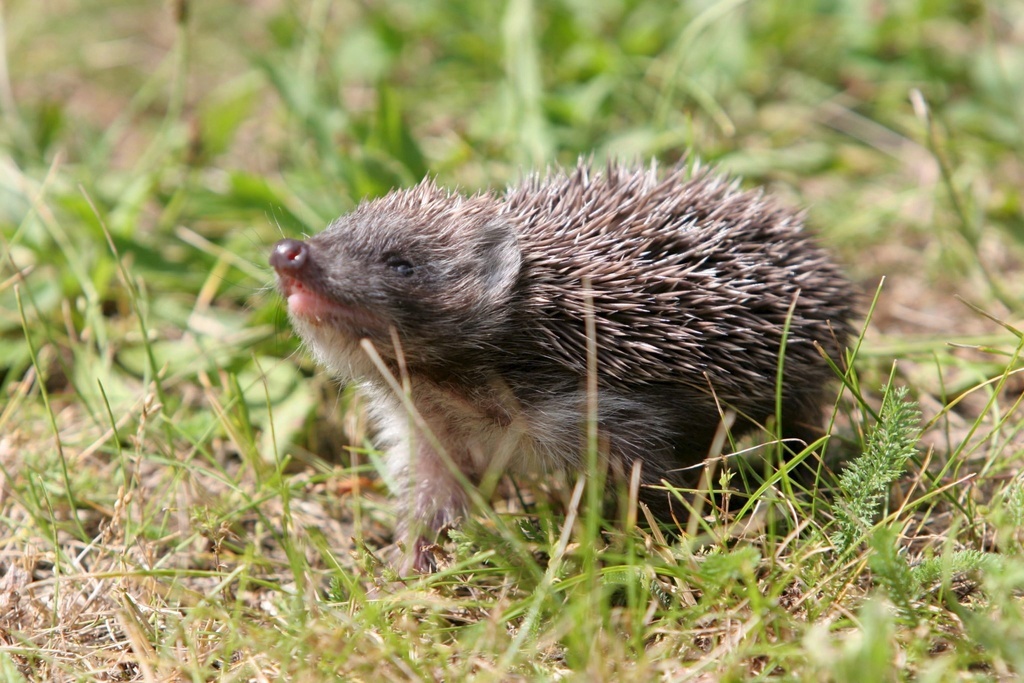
left=475, top=220, right=521, bottom=295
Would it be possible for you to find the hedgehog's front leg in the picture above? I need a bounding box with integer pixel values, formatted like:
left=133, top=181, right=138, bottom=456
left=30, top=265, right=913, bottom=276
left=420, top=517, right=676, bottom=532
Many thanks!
left=389, top=438, right=469, bottom=574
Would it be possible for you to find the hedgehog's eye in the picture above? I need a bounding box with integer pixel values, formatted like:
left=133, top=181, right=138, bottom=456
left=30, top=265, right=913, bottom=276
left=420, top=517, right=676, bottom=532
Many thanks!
left=385, top=255, right=415, bottom=277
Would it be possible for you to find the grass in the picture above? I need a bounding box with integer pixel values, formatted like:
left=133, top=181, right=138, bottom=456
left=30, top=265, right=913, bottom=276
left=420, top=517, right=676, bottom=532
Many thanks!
left=2, top=0, right=1024, bottom=679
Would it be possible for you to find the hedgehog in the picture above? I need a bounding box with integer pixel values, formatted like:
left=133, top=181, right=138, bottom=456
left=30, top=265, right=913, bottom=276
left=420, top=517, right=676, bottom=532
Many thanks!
left=270, top=160, right=855, bottom=572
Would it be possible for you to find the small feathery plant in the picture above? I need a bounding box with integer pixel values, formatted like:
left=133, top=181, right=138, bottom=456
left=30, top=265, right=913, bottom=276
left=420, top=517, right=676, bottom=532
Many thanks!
left=986, top=472, right=1024, bottom=554
left=832, top=384, right=999, bottom=622
left=831, top=384, right=920, bottom=557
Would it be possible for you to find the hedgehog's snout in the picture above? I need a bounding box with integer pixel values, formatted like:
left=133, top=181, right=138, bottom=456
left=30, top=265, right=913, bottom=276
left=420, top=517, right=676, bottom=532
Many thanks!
left=270, top=238, right=310, bottom=274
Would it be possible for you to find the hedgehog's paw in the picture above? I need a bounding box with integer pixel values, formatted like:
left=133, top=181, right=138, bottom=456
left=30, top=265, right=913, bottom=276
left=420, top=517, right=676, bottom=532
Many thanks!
left=411, top=536, right=444, bottom=573
left=396, top=506, right=461, bottom=574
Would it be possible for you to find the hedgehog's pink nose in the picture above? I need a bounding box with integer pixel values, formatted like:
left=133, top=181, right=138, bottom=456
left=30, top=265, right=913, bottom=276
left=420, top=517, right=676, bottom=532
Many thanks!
left=271, top=239, right=309, bottom=272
